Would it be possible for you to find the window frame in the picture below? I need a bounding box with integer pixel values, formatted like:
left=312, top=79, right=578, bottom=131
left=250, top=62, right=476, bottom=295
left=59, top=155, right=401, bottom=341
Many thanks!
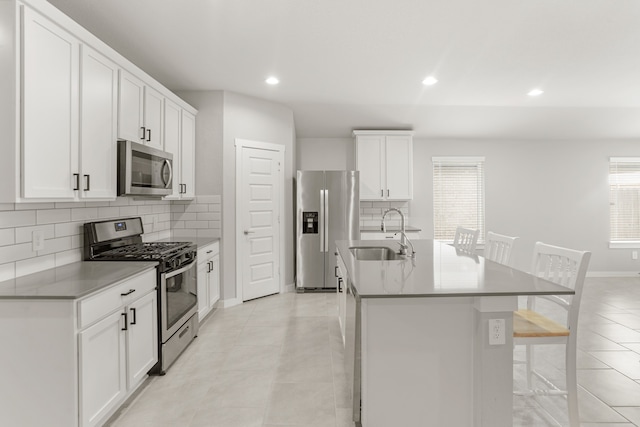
left=432, top=156, right=486, bottom=244
left=609, top=157, right=640, bottom=249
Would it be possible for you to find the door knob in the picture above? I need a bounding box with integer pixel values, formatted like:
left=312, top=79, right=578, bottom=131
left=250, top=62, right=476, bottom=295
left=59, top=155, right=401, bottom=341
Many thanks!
left=244, top=230, right=255, bottom=235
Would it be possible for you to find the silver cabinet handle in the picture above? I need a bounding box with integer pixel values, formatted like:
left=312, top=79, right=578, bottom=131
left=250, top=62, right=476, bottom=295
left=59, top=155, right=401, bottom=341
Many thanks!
left=244, top=230, right=255, bottom=235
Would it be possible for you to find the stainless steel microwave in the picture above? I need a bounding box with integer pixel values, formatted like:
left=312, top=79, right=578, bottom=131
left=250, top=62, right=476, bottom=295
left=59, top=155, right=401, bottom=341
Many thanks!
left=118, top=140, right=173, bottom=197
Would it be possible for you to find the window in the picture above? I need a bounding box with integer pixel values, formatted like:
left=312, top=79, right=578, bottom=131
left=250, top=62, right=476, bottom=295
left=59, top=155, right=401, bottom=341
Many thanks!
left=609, top=157, right=640, bottom=247
left=433, top=157, right=485, bottom=242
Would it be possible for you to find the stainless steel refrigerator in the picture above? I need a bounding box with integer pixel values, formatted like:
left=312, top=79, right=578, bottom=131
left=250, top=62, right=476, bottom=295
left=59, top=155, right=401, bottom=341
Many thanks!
left=296, top=170, right=360, bottom=290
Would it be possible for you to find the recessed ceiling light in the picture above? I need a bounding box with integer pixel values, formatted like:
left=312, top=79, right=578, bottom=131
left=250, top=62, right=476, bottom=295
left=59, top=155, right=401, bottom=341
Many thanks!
left=265, top=76, right=279, bottom=85
left=422, top=76, right=438, bottom=86
left=528, top=89, right=544, bottom=97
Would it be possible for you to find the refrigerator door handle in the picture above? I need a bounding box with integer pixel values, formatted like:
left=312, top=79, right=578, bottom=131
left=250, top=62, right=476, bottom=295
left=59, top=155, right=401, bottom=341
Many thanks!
left=319, top=189, right=325, bottom=252
left=325, top=189, right=329, bottom=252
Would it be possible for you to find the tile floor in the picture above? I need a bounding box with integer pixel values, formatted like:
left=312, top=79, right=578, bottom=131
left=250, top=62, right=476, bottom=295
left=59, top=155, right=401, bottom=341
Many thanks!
left=107, top=277, right=640, bottom=427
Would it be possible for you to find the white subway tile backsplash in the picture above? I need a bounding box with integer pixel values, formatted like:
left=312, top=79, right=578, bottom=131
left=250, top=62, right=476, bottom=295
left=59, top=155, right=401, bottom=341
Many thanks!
left=37, top=209, right=71, bottom=225
left=15, top=224, right=56, bottom=243
left=55, top=249, right=82, bottom=266
left=0, top=210, right=36, bottom=229
left=16, top=202, right=55, bottom=210
left=0, top=242, right=36, bottom=264
left=119, top=206, right=138, bottom=216
left=37, top=236, right=72, bottom=256
left=0, top=229, right=15, bottom=246
left=16, top=255, right=55, bottom=277
left=0, top=195, right=220, bottom=281
left=54, top=222, right=83, bottom=238
left=0, top=263, right=15, bottom=281
left=98, top=207, right=120, bottom=219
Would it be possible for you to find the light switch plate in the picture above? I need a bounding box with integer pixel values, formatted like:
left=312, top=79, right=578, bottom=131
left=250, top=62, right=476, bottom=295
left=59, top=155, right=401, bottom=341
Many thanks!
left=32, top=230, right=45, bottom=251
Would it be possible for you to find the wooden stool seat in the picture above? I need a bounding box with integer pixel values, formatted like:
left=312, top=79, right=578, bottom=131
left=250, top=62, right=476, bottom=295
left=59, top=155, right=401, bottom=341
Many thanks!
left=513, top=309, right=569, bottom=338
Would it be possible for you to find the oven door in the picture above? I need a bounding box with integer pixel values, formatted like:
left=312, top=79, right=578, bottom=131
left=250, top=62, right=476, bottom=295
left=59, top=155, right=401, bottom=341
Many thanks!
left=160, top=260, right=197, bottom=342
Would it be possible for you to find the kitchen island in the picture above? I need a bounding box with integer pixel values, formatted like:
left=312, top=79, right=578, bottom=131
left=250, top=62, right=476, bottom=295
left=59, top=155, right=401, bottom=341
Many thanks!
left=335, top=239, right=574, bottom=427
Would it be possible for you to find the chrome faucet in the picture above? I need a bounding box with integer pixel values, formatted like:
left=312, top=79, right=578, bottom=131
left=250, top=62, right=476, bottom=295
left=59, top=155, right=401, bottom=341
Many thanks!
left=381, top=208, right=415, bottom=258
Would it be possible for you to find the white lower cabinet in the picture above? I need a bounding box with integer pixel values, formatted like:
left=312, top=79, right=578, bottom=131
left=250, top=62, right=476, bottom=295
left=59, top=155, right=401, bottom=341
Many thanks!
left=197, top=241, right=220, bottom=321
left=78, top=269, right=157, bottom=427
left=79, top=311, right=127, bottom=427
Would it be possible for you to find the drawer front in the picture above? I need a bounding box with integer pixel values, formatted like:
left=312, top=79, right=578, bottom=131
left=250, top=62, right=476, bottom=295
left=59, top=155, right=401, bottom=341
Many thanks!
left=197, top=241, right=219, bottom=263
left=78, top=269, right=156, bottom=330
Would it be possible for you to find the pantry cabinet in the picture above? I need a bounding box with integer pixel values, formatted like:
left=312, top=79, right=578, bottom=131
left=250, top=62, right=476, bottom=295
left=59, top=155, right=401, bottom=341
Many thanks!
left=354, top=130, right=414, bottom=201
left=197, top=241, right=220, bottom=321
left=164, top=100, right=195, bottom=200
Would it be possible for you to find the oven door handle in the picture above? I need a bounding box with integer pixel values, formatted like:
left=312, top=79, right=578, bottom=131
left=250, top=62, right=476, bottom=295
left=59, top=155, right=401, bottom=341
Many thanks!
left=163, top=260, right=196, bottom=279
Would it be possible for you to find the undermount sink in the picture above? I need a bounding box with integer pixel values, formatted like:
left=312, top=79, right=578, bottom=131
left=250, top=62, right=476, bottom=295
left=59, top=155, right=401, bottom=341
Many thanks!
left=349, top=246, right=405, bottom=261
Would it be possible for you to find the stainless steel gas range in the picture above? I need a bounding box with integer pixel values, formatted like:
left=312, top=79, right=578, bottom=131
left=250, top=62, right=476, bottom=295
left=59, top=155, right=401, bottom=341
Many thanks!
left=84, top=217, right=198, bottom=375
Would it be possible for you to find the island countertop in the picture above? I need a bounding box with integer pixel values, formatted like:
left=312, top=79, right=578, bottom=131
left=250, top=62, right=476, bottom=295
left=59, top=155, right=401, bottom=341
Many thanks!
left=0, top=261, right=158, bottom=300
left=336, top=239, right=574, bottom=298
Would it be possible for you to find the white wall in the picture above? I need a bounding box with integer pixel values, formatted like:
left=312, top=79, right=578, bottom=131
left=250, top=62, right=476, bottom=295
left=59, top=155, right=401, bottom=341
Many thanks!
left=296, top=137, right=640, bottom=274
left=174, top=90, right=296, bottom=302
left=297, top=138, right=354, bottom=170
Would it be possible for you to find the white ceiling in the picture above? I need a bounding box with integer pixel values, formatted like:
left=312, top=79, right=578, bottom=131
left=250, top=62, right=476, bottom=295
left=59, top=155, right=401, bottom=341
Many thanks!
left=48, top=0, right=640, bottom=139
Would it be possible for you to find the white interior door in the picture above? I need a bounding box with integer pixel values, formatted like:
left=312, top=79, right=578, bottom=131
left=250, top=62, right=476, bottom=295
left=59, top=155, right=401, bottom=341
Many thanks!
left=239, top=145, right=282, bottom=301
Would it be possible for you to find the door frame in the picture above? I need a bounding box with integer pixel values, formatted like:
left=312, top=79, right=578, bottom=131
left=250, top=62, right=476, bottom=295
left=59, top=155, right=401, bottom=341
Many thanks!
left=235, top=138, right=286, bottom=302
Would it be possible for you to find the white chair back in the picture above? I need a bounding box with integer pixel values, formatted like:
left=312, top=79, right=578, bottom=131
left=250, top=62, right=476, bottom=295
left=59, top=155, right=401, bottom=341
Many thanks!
left=453, top=227, right=479, bottom=253
left=485, top=231, right=518, bottom=267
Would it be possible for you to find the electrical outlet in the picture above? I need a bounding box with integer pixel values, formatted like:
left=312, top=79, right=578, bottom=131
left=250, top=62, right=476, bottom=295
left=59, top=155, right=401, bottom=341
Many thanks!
left=489, top=319, right=506, bottom=345
left=633, top=251, right=638, bottom=260
left=32, top=230, right=45, bottom=251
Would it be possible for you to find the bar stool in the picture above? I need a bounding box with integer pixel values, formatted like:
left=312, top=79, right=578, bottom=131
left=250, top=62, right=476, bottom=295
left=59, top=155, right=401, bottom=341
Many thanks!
left=485, top=231, right=518, bottom=267
left=452, top=226, right=479, bottom=253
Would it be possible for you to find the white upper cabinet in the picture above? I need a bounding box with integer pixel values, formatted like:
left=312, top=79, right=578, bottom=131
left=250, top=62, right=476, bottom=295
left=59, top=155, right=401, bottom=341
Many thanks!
left=181, top=110, right=196, bottom=198
left=117, top=70, right=144, bottom=143
left=0, top=0, right=197, bottom=203
left=80, top=46, right=118, bottom=199
left=354, top=130, right=413, bottom=201
left=21, top=6, right=79, bottom=199
left=163, top=101, right=195, bottom=200
left=118, top=70, right=164, bottom=149
left=143, top=86, right=164, bottom=149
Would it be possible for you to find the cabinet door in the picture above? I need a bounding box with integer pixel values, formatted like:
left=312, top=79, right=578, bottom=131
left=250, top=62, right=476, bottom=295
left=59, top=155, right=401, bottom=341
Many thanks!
left=181, top=110, right=196, bottom=198
left=163, top=99, right=182, bottom=199
left=197, top=260, right=209, bottom=321
left=126, top=291, right=158, bottom=389
left=385, top=135, right=413, bottom=200
left=22, top=6, right=79, bottom=199
left=208, top=254, right=220, bottom=308
left=80, top=46, right=117, bottom=199
left=79, top=310, right=126, bottom=427
left=118, top=70, right=144, bottom=143
left=144, top=86, right=164, bottom=149
left=356, top=135, right=384, bottom=200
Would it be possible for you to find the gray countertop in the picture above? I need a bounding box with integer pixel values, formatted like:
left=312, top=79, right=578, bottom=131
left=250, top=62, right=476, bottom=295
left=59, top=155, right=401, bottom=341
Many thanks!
left=360, top=226, right=421, bottom=232
left=336, top=239, right=574, bottom=298
left=0, top=261, right=157, bottom=300
left=155, top=237, right=220, bottom=249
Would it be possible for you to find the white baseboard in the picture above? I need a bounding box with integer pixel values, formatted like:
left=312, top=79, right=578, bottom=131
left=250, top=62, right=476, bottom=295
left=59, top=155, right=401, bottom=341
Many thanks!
left=587, top=271, right=640, bottom=278
left=220, top=297, right=242, bottom=308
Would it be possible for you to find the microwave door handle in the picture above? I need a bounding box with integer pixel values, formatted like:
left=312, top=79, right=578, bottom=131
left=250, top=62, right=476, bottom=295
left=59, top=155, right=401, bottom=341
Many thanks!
left=162, top=159, right=173, bottom=189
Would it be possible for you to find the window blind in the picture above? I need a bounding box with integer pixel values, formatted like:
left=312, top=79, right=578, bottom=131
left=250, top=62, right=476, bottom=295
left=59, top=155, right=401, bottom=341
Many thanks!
left=433, top=157, right=485, bottom=242
left=609, top=158, right=640, bottom=243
